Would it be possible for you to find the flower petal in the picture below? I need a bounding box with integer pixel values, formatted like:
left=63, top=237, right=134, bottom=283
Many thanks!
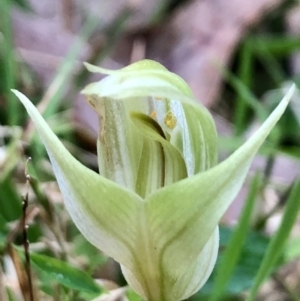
left=88, top=94, right=145, bottom=190
left=159, top=101, right=217, bottom=175
left=130, top=112, right=187, bottom=190
left=121, top=227, right=218, bottom=301
left=83, top=60, right=218, bottom=176
left=12, top=90, right=142, bottom=269
left=135, top=135, right=165, bottom=198
left=168, top=227, right=219, bottom=301
left=84, top=60, right=193, bottom=97
left=145, top=84, right=295, bottom=296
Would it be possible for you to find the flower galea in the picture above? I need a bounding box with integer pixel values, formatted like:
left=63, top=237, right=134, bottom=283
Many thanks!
left=13, top=60, right=295, bottom=301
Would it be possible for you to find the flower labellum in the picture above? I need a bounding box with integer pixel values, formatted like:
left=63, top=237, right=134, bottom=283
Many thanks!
left=12, top=60, right=295, bottom=301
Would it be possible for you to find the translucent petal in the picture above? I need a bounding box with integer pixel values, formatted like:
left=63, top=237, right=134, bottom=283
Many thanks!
left=167, top=227, right=219, bottom=301
left=135, top=136, right=165, bottom=198
left=150, top=97, right=217, bottom=176
left=145, top=85, right=295, bottom=297
left=84, top=60, right=193, bottom=97
left=121, top=227, right=218, bottom=301
left=83, top=60, right=218, bottom=177
left=12, top=90, right=142, bottom=270
left=88, top=95, right=145, bottom=190
left=130, top=112, right=187, bottom=189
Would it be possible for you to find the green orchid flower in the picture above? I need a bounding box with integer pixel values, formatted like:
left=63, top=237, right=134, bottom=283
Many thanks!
left=12, top=60, right=294, bottom=301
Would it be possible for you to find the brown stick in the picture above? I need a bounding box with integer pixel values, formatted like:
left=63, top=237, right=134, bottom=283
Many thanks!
left=22, top=157, right=34, bottom=301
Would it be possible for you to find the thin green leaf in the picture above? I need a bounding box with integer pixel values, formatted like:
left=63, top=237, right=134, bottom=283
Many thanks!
left=0, top=176, right=22, bottom=222
left=1, top=0, right=18, bottom=125
left=30, top=252, right=102, bottom=294
left=29, top=175, right=54, bottom=221
left=246, top=179, right=300, bottom=301
left=234, top=40, right=254, bottom=135
left=42, top=17, right=98, bottom=118
left=221, top=67, right=268, bottom=123
left=209, top=173, right=262, bottom=301
left=252, top=36, right=300, bottom=57
left=199, top=227, right=270, bottom=297
left=12, top=0, right=31, bottom=10
left=255, top=38, right=286, bottom=85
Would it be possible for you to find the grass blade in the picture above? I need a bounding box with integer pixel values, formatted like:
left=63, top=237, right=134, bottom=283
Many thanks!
left=221, top=67, right=269, bottom=123
left=246, top=179, right=300, bottom=301
left=234, top=41, right=254, bottom=135
left=41, top=17, right=99, bottom=119
left=30, top=252, right=102, bottom=295
left=209, top=173, right=262, bottom=301
left=254, top=38, right=286, bottom=85
left=1, top=0, right=18, bottom=125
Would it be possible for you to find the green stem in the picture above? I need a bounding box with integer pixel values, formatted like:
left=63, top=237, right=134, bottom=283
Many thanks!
left=2, top=0, right=18, bottom=125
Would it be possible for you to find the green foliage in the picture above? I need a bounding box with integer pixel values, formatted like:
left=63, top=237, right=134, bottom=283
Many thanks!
left=209, top=174, right=263, bottom=301
left=192, top=226, right=271, bottom=300
left=30, top=252, right=103, bottom=295
left=0, top=176, right=22, bottom=222
left=230, top=34, right=300, bottom=136
left=10, top=0, right=31, bottom=10
left=1, top=0, right=18, bottom=125
left=246, top=180, right=300, bottom=301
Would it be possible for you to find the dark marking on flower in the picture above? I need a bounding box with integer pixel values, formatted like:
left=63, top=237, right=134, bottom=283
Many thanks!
left=164, top=111, right=177, bottom=129
left=150, top=110, right=157, bottom=118
left=85, top=94, right=106, bottom=141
